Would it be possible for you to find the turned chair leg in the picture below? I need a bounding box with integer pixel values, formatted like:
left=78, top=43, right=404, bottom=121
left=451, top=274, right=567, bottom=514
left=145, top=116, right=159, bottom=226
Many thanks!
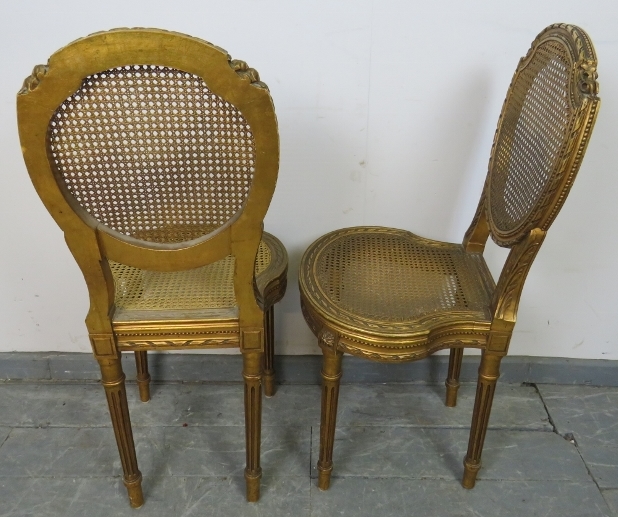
left=317, top=345, right=343, bottom=490
left=134, top=351, right=151, bottom=402
left=263, top=306, right=276, bottom=397
left=242, top=351, right=263, bottom=502
left=462, top=351, right=502, bottom=489
left=98, top=354, right=144, bottom=508
left=445, top=348, right=464, bottom=407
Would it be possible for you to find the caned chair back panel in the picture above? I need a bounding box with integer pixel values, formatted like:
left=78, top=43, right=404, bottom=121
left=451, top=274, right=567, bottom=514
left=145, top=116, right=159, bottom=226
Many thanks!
left=49, top=65, right=257, bottom=244
left=18, top=29, right=279, bottom=272
left=487, top=24, right=599, bottom=247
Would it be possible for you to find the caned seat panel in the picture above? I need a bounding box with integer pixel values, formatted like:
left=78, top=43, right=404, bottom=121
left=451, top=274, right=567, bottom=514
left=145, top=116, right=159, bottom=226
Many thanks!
left=300, top=227, right=495, bottom=332
left=111, top=233, right=283, bottom=316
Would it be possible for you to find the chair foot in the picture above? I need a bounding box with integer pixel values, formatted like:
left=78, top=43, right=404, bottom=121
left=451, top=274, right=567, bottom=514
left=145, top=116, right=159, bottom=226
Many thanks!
left=124, top=473, right=144, bottom=508
left=137, top=380, right=151, bottom=403
left=445, top=379, right=460, bottom=407
left=264, top=372, right=276, bottom=397
left=462, top=457, right=480, bottom=489
left=317, top=464, right=333, bottom=490
left=245, top=469, right=262, bottom=502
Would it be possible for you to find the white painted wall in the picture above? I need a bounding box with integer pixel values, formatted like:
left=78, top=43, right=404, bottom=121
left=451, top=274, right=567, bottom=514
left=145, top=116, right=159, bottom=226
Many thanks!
left=1, top=1, right=617, bottom=359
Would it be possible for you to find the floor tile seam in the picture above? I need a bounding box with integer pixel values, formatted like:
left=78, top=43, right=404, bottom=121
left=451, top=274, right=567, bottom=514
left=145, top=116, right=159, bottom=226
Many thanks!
left=313, top=475, right=604, bottom=484
left=572, top=439, right=607, bottom=495
left=599, top=491, right=618, bottom=517
left=0, top=380, right=101, bottom=386
left=308, top=428, right=313, bottom=516
left=309, top=426, right=314, bottom=478
left=331, top=424, right=553, bottom=431
left=4, top=424, right=311, bottom=429
left=0, top=424, right=554, bottom=431
left=531, top=383, right=561, bottom=435
left=0, top=474, right=311, bottom=480
left=578, top=441, right=618, bottom=450
left=0, top=378, right=528, bottom=382
left=328, top=424, right=554, bottom=431
left=0, top=429, right=12, bottom=451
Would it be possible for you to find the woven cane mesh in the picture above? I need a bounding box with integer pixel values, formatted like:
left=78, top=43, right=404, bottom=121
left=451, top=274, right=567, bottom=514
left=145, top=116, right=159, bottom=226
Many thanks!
left=110, top=239, right=272, bottom=311
left=314, top=231, right=491, bottom=322
left=490, top=40, right=572, bottom=236
left=48, top=65, right=256, bottom=243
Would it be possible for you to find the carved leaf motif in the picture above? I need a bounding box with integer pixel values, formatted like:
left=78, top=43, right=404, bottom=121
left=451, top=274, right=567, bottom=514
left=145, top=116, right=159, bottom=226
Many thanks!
left=229, top=59, right=268, bottom=90
left=493, top=230, right=545, bottom=322
left=19, top=64, right=48, bottom=95
left=118, top=338, right=238, bottom=350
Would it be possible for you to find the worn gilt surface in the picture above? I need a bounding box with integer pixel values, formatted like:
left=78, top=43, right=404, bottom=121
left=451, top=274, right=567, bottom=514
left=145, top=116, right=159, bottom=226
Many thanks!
left=17, top=28, right=287, bottom=506
left=299, top=23, right=600, bottom=491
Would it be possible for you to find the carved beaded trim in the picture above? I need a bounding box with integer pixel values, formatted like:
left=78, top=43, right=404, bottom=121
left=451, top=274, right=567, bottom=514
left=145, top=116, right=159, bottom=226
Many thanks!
left=300, top=227, right=493, bottom=333
left=486, top=23, right=599, bottom=247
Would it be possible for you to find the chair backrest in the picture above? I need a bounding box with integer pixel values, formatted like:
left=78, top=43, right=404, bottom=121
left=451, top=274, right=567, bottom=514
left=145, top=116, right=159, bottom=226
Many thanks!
left=18, top=29, right=278, bottom=265
left=483, top=24, right=599, bottom=248
left=49, top=64, right=258, bottom=244
left=18, top=29, right=279, bottom=331
left=460, top=24, right=599, bottom=329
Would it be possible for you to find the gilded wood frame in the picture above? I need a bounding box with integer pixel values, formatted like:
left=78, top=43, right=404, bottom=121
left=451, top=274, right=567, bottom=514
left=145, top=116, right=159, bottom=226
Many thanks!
left=299, top=23, right=600, bottom=491
left=17, top=28, right=283, bottom=506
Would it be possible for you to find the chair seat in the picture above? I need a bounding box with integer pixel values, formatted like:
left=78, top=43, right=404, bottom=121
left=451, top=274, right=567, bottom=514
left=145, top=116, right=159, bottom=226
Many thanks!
left=299, top=227, right=495, bottom=350
left=111, top=231, right=287, bottom=323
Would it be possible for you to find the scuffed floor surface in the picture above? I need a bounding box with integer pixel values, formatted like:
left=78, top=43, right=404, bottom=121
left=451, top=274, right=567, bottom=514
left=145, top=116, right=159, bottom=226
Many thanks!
left=0, top=381, right=616, bottom=516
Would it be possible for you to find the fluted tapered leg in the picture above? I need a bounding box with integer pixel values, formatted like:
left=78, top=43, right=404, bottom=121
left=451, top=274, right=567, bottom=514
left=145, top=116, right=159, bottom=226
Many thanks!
left=98, top=355, right=143, bottom=508
left=462, top=351, right=502, bottom=489
left=243, top=351, right=263, bottom=502
left=317, top=346, right=343, bottom=490
left=263, top=306, right=276, bottom=397
left=445, top=348, right=464, bottom=407
left=134, top=351, right=151, bottom=402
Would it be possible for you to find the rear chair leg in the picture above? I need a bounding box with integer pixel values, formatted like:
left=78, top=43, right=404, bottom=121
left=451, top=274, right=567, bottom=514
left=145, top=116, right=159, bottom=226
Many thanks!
left=263, top=306, right=276, bottom=397
left=98, top=354, right=144, bottom=508
left=135, top=351, right=151, bottom=402
left=243, top=351, right=263, bottom=502
left=445, top=348, right=464, bottom=407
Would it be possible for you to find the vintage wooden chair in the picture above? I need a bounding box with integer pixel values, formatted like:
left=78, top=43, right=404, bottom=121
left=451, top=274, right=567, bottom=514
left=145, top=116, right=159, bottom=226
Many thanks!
left=17, top=29, right=287, bottom=507
left=299, top=24, right=599, bottom=490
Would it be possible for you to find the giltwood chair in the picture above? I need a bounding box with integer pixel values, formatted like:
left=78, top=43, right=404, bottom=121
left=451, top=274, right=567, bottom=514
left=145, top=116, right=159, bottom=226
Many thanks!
left=17, top=29, right=287, bottom=507
left=299, top=24, right=599, bottom=490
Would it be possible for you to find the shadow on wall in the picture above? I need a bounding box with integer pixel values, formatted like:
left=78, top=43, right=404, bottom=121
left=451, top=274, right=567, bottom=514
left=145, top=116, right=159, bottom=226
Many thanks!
left=405, top=69, right=493, bottom=242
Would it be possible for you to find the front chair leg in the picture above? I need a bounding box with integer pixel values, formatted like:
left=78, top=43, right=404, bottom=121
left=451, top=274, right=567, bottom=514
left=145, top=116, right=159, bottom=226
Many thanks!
left=317, top=345, right=343, bottom=490
left=134, top=351, right=151, bottom=402
left=98, top=354, right=144, bottom=508
left=263, top=306, right=276, bottom=397
left=445, top=348, right=464, bottom=407
left=242, top=351, right=263, bottom=502
left=462, top=351, right=502, bottom=489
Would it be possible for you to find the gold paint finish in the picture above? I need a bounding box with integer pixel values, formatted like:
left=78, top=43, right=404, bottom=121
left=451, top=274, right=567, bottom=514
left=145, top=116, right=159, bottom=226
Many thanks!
left=298, top=24, right=600, bottom=491
left=17, top=28, right=287, bottom=506
left=317, top=338, right=343, bottom=491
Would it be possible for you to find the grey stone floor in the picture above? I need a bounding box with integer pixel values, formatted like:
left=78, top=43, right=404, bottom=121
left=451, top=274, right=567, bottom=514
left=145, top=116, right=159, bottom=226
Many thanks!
left=0, top=381, right=616, bottom=516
